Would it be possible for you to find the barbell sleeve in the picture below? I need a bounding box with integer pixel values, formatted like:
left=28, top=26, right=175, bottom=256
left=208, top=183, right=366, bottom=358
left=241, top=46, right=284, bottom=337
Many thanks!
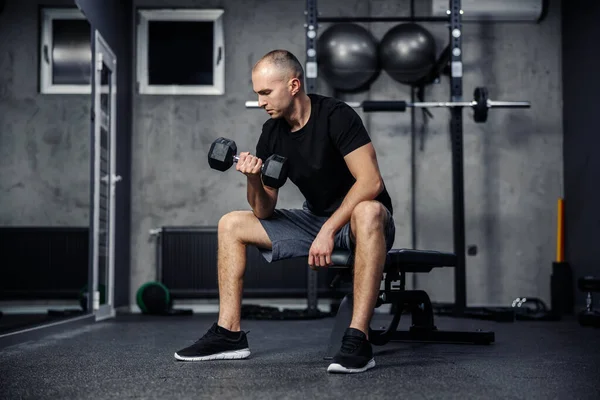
left=487, top=100, right=530, bottom=108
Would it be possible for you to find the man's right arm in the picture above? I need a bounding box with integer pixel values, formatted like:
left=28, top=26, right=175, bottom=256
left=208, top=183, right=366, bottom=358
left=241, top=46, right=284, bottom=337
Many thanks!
left=247, top=175, right=278, bottom=219
left=235, top=152, right=278, bottom=219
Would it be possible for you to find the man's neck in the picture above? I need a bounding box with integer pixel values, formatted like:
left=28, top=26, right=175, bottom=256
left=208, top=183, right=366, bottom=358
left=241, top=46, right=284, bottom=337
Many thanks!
left=285, top=94, right=311, bottom=132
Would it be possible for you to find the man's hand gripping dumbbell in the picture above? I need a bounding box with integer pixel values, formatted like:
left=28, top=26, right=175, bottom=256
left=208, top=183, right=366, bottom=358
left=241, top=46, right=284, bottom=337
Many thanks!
left=208, top=137, right=289, bottom=189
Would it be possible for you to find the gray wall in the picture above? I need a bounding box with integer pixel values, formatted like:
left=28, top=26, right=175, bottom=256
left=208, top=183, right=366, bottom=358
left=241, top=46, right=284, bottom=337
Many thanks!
left=0, top=0, right=563, bottom=310
left=0, top=0, right=563, bottom=309
left=131, top=0, right=563, bottom=308
left=0, top=0, right=91, bottom=227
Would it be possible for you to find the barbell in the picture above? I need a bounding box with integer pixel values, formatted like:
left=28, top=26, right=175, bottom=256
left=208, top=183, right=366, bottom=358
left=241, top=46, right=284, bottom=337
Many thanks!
left=245, top=87, right=530, bottom=123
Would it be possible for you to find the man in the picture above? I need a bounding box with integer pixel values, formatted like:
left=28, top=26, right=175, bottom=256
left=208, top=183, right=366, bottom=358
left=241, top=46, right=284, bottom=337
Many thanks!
left=174, top=50, right=395, bottom=374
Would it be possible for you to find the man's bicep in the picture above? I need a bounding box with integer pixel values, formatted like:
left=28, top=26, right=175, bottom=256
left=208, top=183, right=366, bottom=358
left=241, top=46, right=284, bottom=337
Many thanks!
left=263, top=184, right=279, bottom=207
left=263, top=183, right=278, bottom=195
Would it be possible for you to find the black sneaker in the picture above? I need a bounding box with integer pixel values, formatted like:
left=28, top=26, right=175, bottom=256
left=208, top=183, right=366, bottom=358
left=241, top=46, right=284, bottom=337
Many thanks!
left=327, top=328, right=375, bottom=373
left=174, top=323, right=251, bottom=361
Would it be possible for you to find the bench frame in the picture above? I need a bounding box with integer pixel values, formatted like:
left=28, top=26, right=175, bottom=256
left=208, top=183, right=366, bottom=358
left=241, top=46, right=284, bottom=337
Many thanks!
left=324, top=248, right=495, bottom=359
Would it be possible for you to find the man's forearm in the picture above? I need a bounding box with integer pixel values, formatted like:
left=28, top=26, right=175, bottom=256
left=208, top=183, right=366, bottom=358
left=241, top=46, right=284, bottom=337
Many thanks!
left=247, top=176, right=276, bottom=219
left=321, top=178, right=384, bottom=236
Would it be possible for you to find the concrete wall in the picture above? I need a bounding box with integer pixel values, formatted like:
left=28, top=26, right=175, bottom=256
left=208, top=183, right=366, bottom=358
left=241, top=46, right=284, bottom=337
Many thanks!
left=130, top=0, right=563, bottom=308
left=0, top=0, right=91, bottom=227
left=1, top=0, right=563, bottom=309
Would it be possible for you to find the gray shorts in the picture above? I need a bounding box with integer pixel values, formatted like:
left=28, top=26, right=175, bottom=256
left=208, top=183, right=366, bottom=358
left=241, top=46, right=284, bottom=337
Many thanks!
left=257, top=202, right=395, bottom=262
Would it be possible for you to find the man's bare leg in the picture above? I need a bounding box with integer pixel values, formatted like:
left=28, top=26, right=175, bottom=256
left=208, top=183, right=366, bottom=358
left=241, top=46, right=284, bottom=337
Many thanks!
left=348, top=201, right=389, bottom=338
left=216, top=210, right=272, bottom=332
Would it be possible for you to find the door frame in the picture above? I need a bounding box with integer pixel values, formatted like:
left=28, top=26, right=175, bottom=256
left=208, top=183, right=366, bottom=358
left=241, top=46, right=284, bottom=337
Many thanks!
left=91, top=30, right=118, bottom=322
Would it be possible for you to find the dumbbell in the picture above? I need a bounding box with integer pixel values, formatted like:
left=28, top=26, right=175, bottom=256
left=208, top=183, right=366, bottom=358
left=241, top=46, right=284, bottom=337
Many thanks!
left=208, top=137, right=289, bottom=189
left=578, top=276, right=600, bottom=328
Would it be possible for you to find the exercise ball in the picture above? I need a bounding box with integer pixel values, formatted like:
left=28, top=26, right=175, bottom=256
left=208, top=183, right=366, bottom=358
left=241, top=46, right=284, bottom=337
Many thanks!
left=379, top=23, right=437, bottom=85
left=317, top=23, right=380, bottom=92
left=136, top=281, right=172, bottom=315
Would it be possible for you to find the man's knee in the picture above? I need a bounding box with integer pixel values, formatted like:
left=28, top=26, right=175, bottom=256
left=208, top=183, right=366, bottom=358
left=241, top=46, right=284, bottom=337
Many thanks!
left=218, top=210, right=272, bottom=248
left=351, top=201, right=388, bottom=232
left=218, top=211, right=253, bottom=236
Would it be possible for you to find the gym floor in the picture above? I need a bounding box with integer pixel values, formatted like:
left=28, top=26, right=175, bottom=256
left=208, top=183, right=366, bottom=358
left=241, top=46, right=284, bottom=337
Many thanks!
left=1, top=312, right=599, bottom=399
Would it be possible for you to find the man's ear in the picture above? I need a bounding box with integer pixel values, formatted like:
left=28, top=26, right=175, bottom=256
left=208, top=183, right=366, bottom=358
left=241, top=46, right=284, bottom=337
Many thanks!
left=290, top=77, right=301, bottom=96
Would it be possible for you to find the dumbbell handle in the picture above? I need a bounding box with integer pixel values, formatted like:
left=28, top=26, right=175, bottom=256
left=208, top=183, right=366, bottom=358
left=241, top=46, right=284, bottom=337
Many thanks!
left=231, top=152, right=288, bottom=189
left=232, top=155, right=264, bottom=170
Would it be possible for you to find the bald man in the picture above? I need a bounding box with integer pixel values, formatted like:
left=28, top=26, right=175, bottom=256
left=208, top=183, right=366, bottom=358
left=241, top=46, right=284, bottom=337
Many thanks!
left=174, top=50, right=395, bottom=374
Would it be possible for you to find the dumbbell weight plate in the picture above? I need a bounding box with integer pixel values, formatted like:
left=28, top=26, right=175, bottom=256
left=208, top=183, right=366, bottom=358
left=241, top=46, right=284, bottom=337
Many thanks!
left=578, top=276, right=600, bottom=292
left=262, top=154, right=289, bottom=189
left=473, top=87, right=489, bottom=123
left=578, top=310, right=600, bottom=327
left=208, top=137, right=238, bottom=171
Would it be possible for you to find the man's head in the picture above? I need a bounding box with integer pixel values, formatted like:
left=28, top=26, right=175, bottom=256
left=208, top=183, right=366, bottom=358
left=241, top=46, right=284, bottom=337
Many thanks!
left=251, top=50, right=305, bottom=119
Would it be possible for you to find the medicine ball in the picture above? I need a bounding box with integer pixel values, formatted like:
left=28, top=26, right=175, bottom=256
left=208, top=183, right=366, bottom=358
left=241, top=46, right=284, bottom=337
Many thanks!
left=136, top=281, right=172, bottom=315
left=379, top=23, right=437, bottom=85
left=317, top=23, right=380, bottom=92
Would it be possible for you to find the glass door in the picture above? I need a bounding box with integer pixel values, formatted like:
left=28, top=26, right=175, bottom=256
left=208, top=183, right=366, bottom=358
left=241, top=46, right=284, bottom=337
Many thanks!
left=92, top=31, right=119, bottom=321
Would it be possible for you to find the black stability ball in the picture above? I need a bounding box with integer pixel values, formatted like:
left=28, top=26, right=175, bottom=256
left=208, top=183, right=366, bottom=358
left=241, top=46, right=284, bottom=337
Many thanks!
left=379, top=23, right=437, bottom=85
left=317, top=23, right=380, bottom=92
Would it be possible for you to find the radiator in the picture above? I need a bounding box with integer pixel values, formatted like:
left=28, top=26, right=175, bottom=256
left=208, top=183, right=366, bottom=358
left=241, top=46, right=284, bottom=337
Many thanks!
left=155, top=226, right=337, bottom=299
left=0, top=227, right=89, bottom=300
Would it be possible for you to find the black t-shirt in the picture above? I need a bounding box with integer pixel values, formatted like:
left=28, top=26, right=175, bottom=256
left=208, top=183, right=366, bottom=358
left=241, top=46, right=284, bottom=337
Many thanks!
left=256, top=94, right=393, bottom=217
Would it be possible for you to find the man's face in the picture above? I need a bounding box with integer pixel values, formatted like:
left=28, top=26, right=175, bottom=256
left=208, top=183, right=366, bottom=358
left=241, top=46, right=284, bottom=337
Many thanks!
left=252, top=65, right=293, bottom=119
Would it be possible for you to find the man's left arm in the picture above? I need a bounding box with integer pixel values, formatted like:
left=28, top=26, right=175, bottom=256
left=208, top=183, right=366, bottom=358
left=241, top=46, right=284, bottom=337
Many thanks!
left=308, top=143, right=384, bottom=267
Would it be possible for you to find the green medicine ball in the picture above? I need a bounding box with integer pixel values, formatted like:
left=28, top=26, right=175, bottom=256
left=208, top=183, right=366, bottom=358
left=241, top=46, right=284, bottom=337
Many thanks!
left=136, top=282, right=172, bottom=315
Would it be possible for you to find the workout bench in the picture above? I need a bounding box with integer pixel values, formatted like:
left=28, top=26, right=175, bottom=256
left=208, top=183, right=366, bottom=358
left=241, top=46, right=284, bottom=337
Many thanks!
left=324, top=248, right=495, bottom=359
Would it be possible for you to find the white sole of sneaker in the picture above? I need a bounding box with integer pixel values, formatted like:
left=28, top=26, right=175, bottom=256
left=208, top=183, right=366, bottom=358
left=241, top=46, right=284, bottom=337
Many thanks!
left=174, top=348, right=251, bottom=361
left=327, top=358, right=376, bottom=374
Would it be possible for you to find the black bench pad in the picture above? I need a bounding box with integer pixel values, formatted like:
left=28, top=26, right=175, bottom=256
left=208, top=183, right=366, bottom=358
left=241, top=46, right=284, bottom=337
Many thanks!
left=330, top=248, right=456, bottom=273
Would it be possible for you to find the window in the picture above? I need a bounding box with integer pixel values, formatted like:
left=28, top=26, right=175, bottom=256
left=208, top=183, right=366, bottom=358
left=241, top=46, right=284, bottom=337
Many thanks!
left=39, top=8, right=91, bottom=94
left=136, top=9, right=225, bottom=95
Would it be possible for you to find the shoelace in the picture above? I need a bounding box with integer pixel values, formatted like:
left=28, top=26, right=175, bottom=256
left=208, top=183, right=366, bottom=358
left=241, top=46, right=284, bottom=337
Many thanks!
left=340, top=334, right=364, bottom=354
